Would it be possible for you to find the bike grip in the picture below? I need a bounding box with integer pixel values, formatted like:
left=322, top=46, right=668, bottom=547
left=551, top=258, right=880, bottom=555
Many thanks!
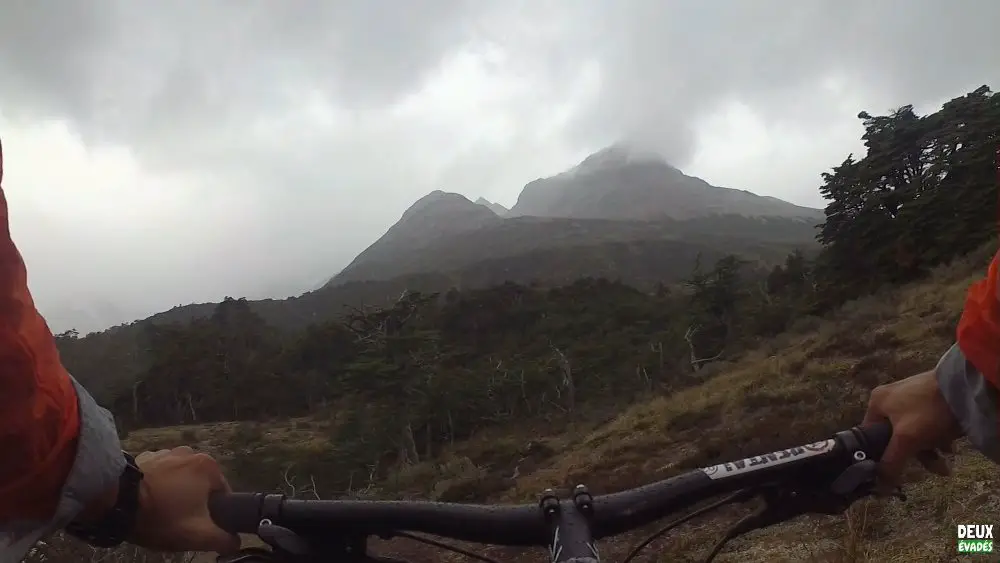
left=857, top=421, right=893, bottom=461
left=209, top=492, right=263, bottom=534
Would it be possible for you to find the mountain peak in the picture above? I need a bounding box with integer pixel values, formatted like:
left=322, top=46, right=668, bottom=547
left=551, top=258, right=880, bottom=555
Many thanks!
left=475, top=197, right=509, bottom=217
left=410, top=189, right=466, bottom=206
left=510, top=143, right=822, bottom=221
left=331, top=190, right=502, bottom=284
left=401, top=190, right=478, bottom=220
left=574, top=142, right=676, bottom=174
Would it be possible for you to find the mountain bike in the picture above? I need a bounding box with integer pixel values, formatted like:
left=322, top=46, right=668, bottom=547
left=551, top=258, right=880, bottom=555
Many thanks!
left=212, top=422, right=898, bottom=563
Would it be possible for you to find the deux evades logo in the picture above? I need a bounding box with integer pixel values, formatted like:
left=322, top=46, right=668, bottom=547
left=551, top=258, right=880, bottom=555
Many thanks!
left=957, top=524, right=993, bottom=553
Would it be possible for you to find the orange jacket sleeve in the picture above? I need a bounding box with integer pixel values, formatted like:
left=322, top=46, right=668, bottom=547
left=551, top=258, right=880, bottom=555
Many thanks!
left=956, top=147, right=1000, bottom=386
left=0, top=138, right=81, bottom=521
left=956, top=250, right=1000, bottom=385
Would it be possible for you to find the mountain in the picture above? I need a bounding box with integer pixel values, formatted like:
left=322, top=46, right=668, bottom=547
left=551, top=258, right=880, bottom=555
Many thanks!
left=325, top=145, right=821, bottom=287
left=509, top=143, right=823, bottom=221
left=61, top=143, right=825, bottom=366
left=58, top=145, right=827, bottom=388
left=54, top=144, right=820, bottom=334
left=475, top=197, right=509, bottom=216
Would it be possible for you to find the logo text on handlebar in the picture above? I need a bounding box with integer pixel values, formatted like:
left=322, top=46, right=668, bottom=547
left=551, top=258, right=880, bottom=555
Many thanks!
left=698, top=439, right=836, bottom=480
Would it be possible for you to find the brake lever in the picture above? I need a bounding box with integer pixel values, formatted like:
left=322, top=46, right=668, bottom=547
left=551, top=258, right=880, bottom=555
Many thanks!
left=215, top=522, right=315, bottom=563
left=829, top=459, right=906, bottom=503
left=258, top=522, right=313, bottom=557
left=714, top=459, right=906, bottom=549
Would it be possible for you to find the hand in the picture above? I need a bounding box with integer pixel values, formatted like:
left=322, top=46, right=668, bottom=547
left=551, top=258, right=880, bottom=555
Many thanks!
left=862, top=370, right=964, bottom=488
left=131, top=446, right=241, bottom=554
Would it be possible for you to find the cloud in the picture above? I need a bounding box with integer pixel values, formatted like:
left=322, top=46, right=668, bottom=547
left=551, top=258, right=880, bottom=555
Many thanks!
left=0, top=0, right=997, bottom=332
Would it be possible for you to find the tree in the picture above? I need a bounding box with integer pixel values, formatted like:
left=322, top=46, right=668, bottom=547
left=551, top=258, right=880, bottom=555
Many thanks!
left=816, top=85, right=1000, bottom=303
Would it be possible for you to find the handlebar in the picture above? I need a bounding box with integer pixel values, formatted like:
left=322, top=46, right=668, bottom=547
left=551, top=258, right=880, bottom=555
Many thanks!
left=211, top=422, right=894, bottom=563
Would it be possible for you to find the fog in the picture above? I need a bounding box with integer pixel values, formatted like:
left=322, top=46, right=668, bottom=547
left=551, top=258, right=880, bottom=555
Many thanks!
left=1, top=0, right=996, bottom=332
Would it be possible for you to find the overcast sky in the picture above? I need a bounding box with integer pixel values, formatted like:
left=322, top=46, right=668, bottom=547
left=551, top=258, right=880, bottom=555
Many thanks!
left=2, top=0, right=998, bottom=334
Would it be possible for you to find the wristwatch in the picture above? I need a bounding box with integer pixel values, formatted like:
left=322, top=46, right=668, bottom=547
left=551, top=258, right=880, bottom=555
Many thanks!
left=65, top=451, right=144, bottom=548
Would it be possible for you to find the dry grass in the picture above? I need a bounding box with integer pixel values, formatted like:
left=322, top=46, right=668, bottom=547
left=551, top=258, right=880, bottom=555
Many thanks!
left=125, top=247, right=1000, bottom=563
left=123, top=417, right=331, bottom=455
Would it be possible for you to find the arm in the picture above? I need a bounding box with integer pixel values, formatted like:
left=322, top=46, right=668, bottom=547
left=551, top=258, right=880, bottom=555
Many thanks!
left=0, top=139, right=125, bottom=561
left=936, top=148, right=1000, bottom=460
left=944, top=250, right=1000, bottom=462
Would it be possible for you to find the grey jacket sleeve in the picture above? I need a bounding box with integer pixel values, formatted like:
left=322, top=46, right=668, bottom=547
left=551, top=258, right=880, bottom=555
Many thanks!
left=936, top=343, right=1000, bottom=463
left=0, top=375, right=124, bottom=563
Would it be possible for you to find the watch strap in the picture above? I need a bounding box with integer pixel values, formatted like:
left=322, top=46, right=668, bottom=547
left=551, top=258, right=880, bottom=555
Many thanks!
left=65, top=451, right=143, bottom=548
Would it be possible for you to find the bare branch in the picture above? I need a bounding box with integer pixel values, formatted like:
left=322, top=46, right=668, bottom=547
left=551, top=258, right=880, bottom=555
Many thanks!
left=549, top=344, right=576, bottom=411
left=636, top=364, right=651, bottom=388
left=758, top=280, right=772, bottom=305
left=346, top=460, right=379, bottom=499
left=281, top=465, right=299, bottom=498
left=308, top=474, right=321, bottom=500
left=545, top=398, right=569, bottom=413
left=683, top=325, right=724, bottom=370
left=281, top=463, right=321, bottom=500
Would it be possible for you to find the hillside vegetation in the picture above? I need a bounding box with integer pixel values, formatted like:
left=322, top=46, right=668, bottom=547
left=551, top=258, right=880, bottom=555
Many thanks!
left=58, top=213, right=818, bottom=400
left=42, top=242, right=996, bottom=563
left=34, top=84, right=1000, bottom=562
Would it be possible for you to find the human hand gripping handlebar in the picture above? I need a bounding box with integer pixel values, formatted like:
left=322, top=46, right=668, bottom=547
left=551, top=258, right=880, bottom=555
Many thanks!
left=209, top=422, right=896, bottom=563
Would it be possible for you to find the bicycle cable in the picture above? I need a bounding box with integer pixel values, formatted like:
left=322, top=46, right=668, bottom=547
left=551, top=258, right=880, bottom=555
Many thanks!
left=393, top=531, right=502, bottom=563
left=621, top=488, right=754, bottom=563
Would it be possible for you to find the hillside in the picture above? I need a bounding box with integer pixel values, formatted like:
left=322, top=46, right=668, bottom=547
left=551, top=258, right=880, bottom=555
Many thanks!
left=62, top=215, right=817, bottom=401
left=509, top=143, right=824, bottom=221
left=329, top=208, right=819, bottom=286
left=67, top=243, right=998, bottom=563
left=61, top=232, right=818, bottom=405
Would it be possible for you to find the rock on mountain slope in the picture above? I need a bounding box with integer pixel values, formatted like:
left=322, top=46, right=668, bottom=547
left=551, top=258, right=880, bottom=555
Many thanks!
left=475, top=197, right=509, bottom=216
left=509, top=143, right=824, bottom=221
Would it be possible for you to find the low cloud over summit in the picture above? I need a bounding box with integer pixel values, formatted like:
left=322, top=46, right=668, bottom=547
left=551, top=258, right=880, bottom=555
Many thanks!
left=1, top=0, right=998, bottom=332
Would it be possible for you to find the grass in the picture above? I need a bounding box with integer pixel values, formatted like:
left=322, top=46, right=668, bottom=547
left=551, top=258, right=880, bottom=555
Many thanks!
left=122, top=246, right=1000, bottom=562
